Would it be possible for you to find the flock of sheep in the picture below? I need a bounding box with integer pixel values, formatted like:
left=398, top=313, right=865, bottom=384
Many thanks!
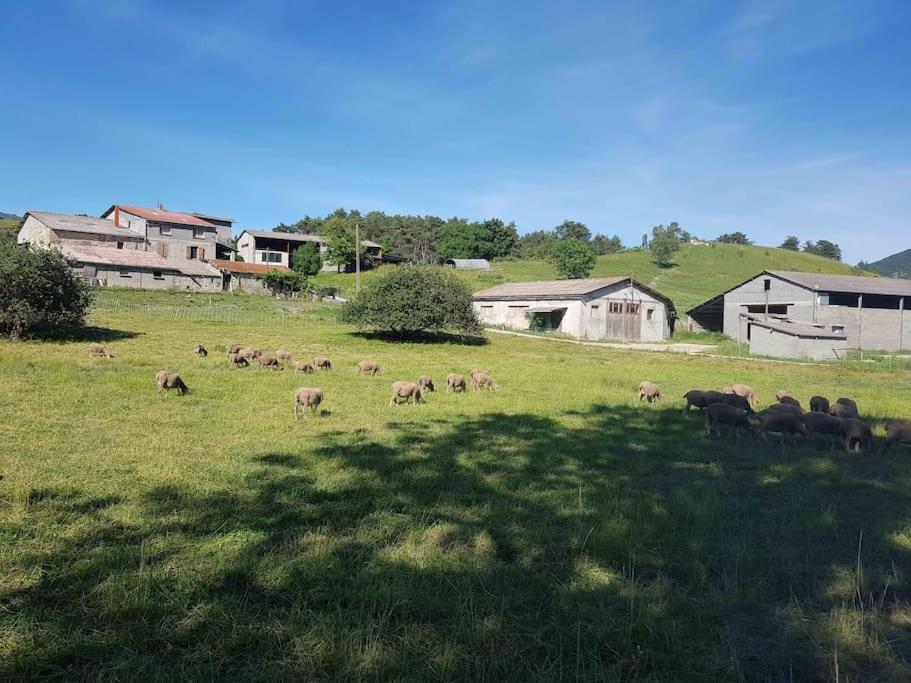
left=638, top=379, right=911, bottom=454
left=87, top=341, right=499, bottom=419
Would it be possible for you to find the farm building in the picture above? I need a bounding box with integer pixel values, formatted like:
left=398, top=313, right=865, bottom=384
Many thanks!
left=236, top=230, right=383, bottom=272
left=61, top=244, right=221, bottom=291
left=17, top=211, right=146, bottom=250
left=746, top=318, right=848, bottom=361
left=210, top=259, right=293, bottom=294
left=473, top=276, right=675, bottom=341
left=688, top=270, right=911, bottom=353
left=445, top=258, right=491, bottom=270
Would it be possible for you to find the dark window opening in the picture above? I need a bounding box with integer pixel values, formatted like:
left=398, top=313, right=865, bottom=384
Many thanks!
left=861, top=294, right=901, bottom=310
left=626, top=303, right=640, bottom=315
left=827, top=292, right=860, bottom=307
left=153, top=271, right=164, bottom=280
left=608, top=301, right=623, bottom=314
left=746, top=304, right=789, bottom=315
left=647, top=308, right=654, bottom=321
left=763, top=278, right=771, bottom=291
left=116, top=242, right=124, bottom=249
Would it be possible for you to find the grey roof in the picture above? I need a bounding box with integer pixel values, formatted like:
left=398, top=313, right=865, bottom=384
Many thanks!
left=474, top=276, right=676, bottom=312
left=61, top=245, right=220, bottom=277
left=242, top=229, right=382, bottom=249
left=769, top=270, right=911, bottom=297
left=747, top=316, right=845, bottom=339
left=445, top=258, right=491, bottom=269
left=26, top=211, right=144, bottom=240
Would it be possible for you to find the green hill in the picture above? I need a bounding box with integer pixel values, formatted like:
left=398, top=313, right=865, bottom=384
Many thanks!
left=866, top=249, right=911, bottom=279
left=313, top=243, right=866, bottom=313
left=0, top=217, right=21, bottom=243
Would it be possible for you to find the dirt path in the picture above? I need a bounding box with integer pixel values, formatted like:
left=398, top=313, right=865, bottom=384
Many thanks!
left=484, top=327, right=716, bottom=354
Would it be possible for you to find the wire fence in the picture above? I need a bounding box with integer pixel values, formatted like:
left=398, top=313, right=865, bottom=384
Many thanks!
left=90, top=297, right=335, bottom=328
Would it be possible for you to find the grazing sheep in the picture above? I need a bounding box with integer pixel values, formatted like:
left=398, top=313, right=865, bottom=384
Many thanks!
left=765, top=402, right=804, bottom=417
left=276, top=350, right=293, bottom=362
left=716, top=393, right=754, bottom=414
left=803, top=412, right=844, bottom=450
left=447, top=373, right=467, bottom=393
left=155, top=370, right=189, bottom=395
left=840, top=418, right=873, bottom=453
left=314, top=356, right=332, bottom=371
left=193, top=344, right=208, bottom=357
left=704, top=403, right=755, bottom=438
left=227, top=344, right=241, bottom=355
left=835, top=397, right=859, bottom=414
left=723, top=384, right=757, bottom=406
left=778, top=395, right=802, bottom=409
left=879, top=421, right=911, bottom=453
left=257, top=355, right=283, bottom=370
left=809, top=396, right=830, bottom=413
left=418, top=375, right=435, bottom=392
left=227, top=353, right=249, bottom=368
left=239, top=347, right=262, bottom=360
left=775, top=389, right=792, bottom=401
left=294, top=361, right=315, bottom=373
left=390, top=380, right=424, bottom=406
left=88, top=343, right=113, bottom=358
left=638, top=381, right=661, bottom=403
left=829, top=402, right=858, bottom=420
left=293, top=387, right=323, bottom=419
left=757, top=408, right=809, bottom=444
left=471, top=370, right=498, bottom=391
left=683, top=390, right=724, bottom=413
left=356, top=360, right=382, bottom=376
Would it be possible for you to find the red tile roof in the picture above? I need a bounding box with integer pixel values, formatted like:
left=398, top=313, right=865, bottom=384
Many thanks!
left=102, top=205, right=218, bottom=228
left=210, top=259, right=292, bottom=275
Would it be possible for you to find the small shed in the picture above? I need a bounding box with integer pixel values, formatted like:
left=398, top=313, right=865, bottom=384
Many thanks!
left=746, top=317, right=848, bottom=361
left=211, top=259, right=293, bottom=294
left=445, top=258, right=491, bottom=270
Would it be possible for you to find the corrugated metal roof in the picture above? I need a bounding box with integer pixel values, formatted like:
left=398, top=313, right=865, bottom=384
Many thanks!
left=26, top=211, right=144, bottom=239
left=62, top=245, right=219, bottom=276
left=445, top=258, right=491, bottom=269
left=104, top=205, right=218, bottom=229
left=474, top=276, right=630, bottom=298
left=769, top=271, right=911, bottom=297
left=241, top=229, right=382, bottom=249
left=210, top=259, right=292, bottom=275
left=748, top=317, right=845, bottom=339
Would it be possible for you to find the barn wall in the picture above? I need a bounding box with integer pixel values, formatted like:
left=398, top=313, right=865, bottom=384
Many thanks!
left=16, top=216, right=53, bottom=247
left=71, top=263, right=221, bottom=291
left=749, top=326, right=800, bottom=358
left=474, top=299, right=584, bottom=335
left=723, top=274, right=814, bottom=340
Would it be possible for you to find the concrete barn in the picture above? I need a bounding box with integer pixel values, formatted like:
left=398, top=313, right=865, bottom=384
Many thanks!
left=747, top=319, right=848, bottom=361
left=445, top=258, right=491, bottom=270
left=688, top=270, right=911, bottom=354
left=473, top=277, right=675, bottom=341
left=236, top=230, right=383, bottom=272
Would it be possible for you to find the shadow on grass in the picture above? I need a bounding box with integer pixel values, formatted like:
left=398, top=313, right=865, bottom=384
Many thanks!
left=40, top=324, right=140, bottom=343
left=3, top=406, right=911, bottom=679
left=350, top=330, right=489, bottom=346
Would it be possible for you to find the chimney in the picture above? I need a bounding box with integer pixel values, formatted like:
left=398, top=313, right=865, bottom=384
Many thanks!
left=113, top=206, right=120, bottom=227
left=158, top=201, right=164, bottom=210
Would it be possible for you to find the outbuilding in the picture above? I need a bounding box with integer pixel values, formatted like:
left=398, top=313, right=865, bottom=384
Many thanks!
left=473, top=276, right=675, bottom=341
left=445, top=258, right=491, bottom=270
left=210, top=259, right=293, bottom=294
left=746, top=317, right=848, bottom=361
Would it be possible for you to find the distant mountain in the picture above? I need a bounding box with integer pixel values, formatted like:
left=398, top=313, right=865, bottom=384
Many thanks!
left=865, top=249, right=911, bottom=279
left=0, top=212, right=20, bottom=220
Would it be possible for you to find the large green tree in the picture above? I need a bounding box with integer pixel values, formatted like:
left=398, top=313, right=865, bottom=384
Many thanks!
left=549, top=239, right=597, bottom=279
left=591, top=234, right=623, bottom=255
left=780, top=235, right=800, bottom=251
left=290, top=242, right=322, bottom=276
left=649, top=235, right=680, bottom=268
left=716, top=231, right=752, bottom=245
left=553, top=220, right=591, bottom=243
left=804, top=240, right=842, bottom=261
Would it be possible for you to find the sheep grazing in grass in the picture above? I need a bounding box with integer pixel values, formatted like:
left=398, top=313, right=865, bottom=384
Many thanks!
left=239, top=347, right=262, bottom=360
left=836, top=397, right=859, bottom=414
left=276, top=350, right=293, bottom=363
left=88, top=343, right=113, bottom=358
left=809, top=396, right=830, bottom=413
left=880, top=421, right=911, bottom=454
left=194, top=344, right=208, bottom=357
left=766, top=402, right=804, bottom=417
left=757, top=408, right=809, bottom=445
left=722, top=384, right=757, bottom=406
left=227, top=353, right=249, bottom=368
left=418, top=375, right=435, bottom=392
left=778, top=395, right=802, bottom=410
left=294, top=361, right=315, bottom=373
left=257, top=355, right=283, bottom=370
left=803, top=412, right=844, bottom=450
left=447, top=373, right=467, bottom=393
left=704, top=403, right=754, bottom=439
left=471, top=370, right=498, bottom=391
left=682, top=390, right=724, bottom=413
left=314, top=357, right=332, bottom=371
left=390, top=381, right=423, bottom=406
left=840, top=418, right=873, bottom=453
left=829, top=402, right=858, bottom=420
left=293, top=387, right=323, bottom=419
left=638, top=381, right=661, bottom=403
left=155, top=370, right=189, bottom=395
left=227, top=344, right=241, bottom=355
left=356, top=360, right=382, bottom=376
left=715, top=393, right=754, bottom=415
left=775, top=389, right=792, bottom=401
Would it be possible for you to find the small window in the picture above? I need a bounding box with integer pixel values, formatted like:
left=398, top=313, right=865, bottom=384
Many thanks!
left=626, top=303, right=640, bottom=315
left=153, top=271, right=164, bottom=280
left=763, top=278, right=771, bottom=291
left=189, top=246, right=199, bottom=259
left=116, top=242, right=124, bottom=250
left=647, top=308, right=654, bottom=321
left=608, top=301, right=623, bottom=314
left=160, top=224, right=172, bottom=236
left=193, top=227, right=204, bottom=239
left=832, top=325, right=845, bottom=335
left=119, top=269, right=132, bottom=278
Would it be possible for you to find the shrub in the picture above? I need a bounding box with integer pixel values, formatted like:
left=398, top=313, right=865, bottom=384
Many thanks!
left=548, top=239, right=597, bottom=279
left=341, top=266, right=481, bottom=337
left=291, top=243, right=322, bottom=276
left=257, top=270, right=308, bottom=297
left=649, top=236, right=680, bottom=268
left=0, top=243, right=92, bottom=339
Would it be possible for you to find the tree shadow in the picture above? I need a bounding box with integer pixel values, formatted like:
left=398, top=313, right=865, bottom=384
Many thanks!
left=350, top=330, right=489, bottom=346
left=40, top=324, right=140, bottom=343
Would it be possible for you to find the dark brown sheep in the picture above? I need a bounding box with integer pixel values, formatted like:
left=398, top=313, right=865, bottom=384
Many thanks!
left=765, top=402, right=805, bottom=417
left=757, top=408, right=809, bottom=444
left=704, top=403, right=755, bottom=438
left=683, top=390, right=724, bottom=413
left=638, top=381, right=661, bottom=403
left=193, top=344, right=208, bottom=357
left=227, top=353, right=249, bottom=368
left=722, top=384, right=757, bottom=406
left=835, top=397, right=859, bottom=414
left=803, top=412, right=844, bottom=450
left=314, top=356, right=332, bottom=371
left=390, top=381, right=424, bottom=406
left=155, top=370, right=189, bottom=395
left=447, top=373, right=467, bottom=393
left=257, top=355, right=283, bottom=370
left=840, top=418, right=873, bottom=453
left=880, top=421, right=911, bottom=453
left=88, top=343, right=113, bottom=358
left=294, top=387, right=323, bottom=418
left=809, top=396, right=830, bottom=413
left=829, top=402, right=858, bottom=420
left=418, top=375, right=435, bottom=392
left=715, top=393, right=754, bottom=414
left=778, top=395, right=802, bottom=409
left=356, top=360, right=382, bottom=376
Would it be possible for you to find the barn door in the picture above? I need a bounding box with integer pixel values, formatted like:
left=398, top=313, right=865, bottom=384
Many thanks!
left=605, top=300, right=641, bottom=340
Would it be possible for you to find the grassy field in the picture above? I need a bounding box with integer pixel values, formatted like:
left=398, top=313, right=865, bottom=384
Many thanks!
left=313, top=243, right=864, bottom=312
left=2, top=290, right=911, bottom=680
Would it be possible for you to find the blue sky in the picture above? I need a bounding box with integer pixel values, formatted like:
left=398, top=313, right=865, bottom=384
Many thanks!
left=1, top=0, right=908, bottom=263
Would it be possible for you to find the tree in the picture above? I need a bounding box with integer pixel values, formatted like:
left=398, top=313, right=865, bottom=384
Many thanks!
left=321, top=215, right=365, bottom=271
left=716, top=231, right=752, bottom=245
left=257, top=270, right=308, bottom=297
left=553, top=220, right=591, bottom=243
left=438, top=218, right=518, bottom=261
left=549, top=239, right=597, bottom=279
left=515, top=230, right=557, bottom=259
left=341, top=266, right=481, bottom=337
left=290, top=242, right=322, bottom=276
left=649, top=235, right=680, bottom=268
left=652, top=222, right=689, bottom=242
left=780, top=235, right=800, bottom=251
left=804, top=240, right=842, bottom=261
left=0, top=243, right=92, bottom=339
left=591, top=234, right=623, bottom=255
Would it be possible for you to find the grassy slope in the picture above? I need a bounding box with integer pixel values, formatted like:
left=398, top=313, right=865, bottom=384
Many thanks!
left=1, top=289, right=910, bottom=679
left=313, top=244, right=862, bottom=312
left=0, top=218, right=21, bottom=243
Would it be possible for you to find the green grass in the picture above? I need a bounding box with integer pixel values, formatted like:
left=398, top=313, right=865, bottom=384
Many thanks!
left=2, top=290, right=911, bottom=680
left=0, top=217, right=21, bottom=243
left=313, top=243, right=864, bottom=313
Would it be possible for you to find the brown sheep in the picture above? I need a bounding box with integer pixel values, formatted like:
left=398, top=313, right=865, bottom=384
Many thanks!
left=704, top=403, right=755, bottom=439
left=683, top=390, right=724, bottom=413
left=88, top=343, right=113, bottom=358
left=765, top=402, right=804, bottom=417
left=227, top=353, right=249, bottom=368
left=638, top=381, right=661, bottom=403
left=314, top=356, right=332, bottom=371
left=193, top=344, right=208, bottom=357
left=227, top=344, right=241, bottom=355
left=778, top=395, right=802, bottom=410
left=809, top=396, right=830, bottom=413
left=447, top=373, right=467, bottom=393
left=471, top=370, right=498, bottom=391
left=155, top=370, right=189, bottom=395
left=880, top=421, right=911, bottom=454
left=418, top=375, right=435, bottom=392
left=293, top=387, right=323, bottom=419
left=276, top=350, right=293, bottom=362
left=775, top=389, right=792, bottom=401
left=723, top=384, right=757, bottom=406
left=257, top=355, right=283, bottom=370
left=356, top=360, right=382, bottom=376
left=239, top=347, right=262, bottom=360
left=829, top=402, right=858, bottom=420
left=757, top=408, right=809, bottom=444
left=294, top=361, right=315, bottom=373
left=715, top=393, right=754, bottom=414
left=390, top=381, right=424, bottom=406
left=835, top=397, right=859, bottom=414
left=840, top=418, right=873, bottom=453
left=803, top=412, right=844, bottom=450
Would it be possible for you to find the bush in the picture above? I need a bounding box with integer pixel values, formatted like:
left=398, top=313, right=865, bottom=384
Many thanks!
left=257, top=270, right=308, bottom=297
left=649, top=236, right=680, bottom=268
left=341, top=266, right=481, bottom=337
left=548, top=239, right=597, bottom=279
left=0, top=243, right=92, bottom=339
left=291, top=243, right=322, bottom=276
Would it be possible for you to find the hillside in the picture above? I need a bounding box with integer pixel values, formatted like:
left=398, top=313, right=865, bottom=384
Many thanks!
left=312, top=243, right=866, bottom=313
left=866, top=248, right=911, bottom=279
left=0, top=216, right=21, bottom=243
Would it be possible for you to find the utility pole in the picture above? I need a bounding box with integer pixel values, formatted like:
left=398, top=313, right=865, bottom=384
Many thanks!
left=355, top=222, right=361, bottom=295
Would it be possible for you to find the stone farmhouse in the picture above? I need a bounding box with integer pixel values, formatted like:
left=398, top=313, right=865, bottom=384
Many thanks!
left=236, top=229, right=384, bottom=272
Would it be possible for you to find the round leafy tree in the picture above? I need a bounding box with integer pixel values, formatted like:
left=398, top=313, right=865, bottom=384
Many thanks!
left=341, top=266, right=481, bottom=337
left=549, top=239, right=597, bottom=279
left=0, top=243, right=92, bottom=339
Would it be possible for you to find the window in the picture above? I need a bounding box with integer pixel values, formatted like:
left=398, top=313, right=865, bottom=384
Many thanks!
left=828, top=292, right=860, bottom=307
left=119, top=269, right=132, bottom=278
left=647, top=308, right=654, bottom=321
left=159, top=224, right=172, bottom=236
left=763, top=278, right=771, bottom=291
left=193, top=227, right=204, bottom=239
left=746, top=304, right=789, bottom=315
left=608, top=301, right=623, bottom=314
left=116, top=242, right=124, bottom=250
left=626, top=303, right=640, bottom=315
left=188, top=246, right=199, bottom=259
left=153, top=271, right=164, bottom=280
left=259, top=251, right=282, bottom=263
left=832, top=325, right=845, bottom=335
